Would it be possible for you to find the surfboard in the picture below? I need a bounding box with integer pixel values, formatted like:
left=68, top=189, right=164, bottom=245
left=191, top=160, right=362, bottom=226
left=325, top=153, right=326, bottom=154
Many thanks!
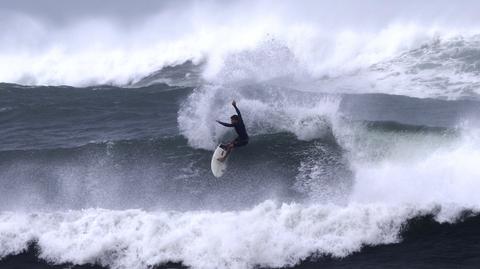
left=211, top=144, right=228, bottom=178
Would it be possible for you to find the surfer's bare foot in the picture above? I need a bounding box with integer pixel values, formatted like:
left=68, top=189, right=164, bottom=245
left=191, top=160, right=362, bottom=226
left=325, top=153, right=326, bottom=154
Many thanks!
left=217, top=156, right=227, bottom=162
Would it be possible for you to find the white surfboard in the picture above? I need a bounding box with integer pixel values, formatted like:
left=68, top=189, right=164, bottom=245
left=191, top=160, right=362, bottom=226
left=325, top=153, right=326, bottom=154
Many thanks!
left=211, top=145, right=228, bottom=178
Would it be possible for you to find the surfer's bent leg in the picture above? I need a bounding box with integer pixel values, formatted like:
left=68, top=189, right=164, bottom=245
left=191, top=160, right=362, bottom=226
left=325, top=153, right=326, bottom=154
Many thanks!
left=218, top=138, right=248, bottom=162
left=232, top=138, right=249, bottom=148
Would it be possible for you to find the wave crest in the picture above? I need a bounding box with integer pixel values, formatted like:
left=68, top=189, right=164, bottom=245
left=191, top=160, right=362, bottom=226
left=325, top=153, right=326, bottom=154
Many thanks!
left=0, top=201, right=453, bottom=269
left=178, top=85, right=340, bottom=149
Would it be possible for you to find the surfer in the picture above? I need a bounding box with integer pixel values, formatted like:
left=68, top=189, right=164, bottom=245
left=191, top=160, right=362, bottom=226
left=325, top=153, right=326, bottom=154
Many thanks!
left=216, top=100, right=249, bottom=162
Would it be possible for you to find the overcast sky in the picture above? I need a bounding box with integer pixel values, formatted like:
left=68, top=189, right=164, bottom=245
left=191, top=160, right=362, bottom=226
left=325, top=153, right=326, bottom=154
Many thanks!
left=1, top=0, right=480, bottom=27
left=0, top=0, right=181, bottom=23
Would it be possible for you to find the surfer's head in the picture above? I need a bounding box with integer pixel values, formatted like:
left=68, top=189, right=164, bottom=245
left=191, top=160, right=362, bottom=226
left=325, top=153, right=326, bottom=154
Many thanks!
left=230, top=115, right=240, bottom=124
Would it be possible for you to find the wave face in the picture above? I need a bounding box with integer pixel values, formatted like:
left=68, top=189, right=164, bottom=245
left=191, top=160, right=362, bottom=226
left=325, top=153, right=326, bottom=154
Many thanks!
left=2, top=1, right=480, bottom=269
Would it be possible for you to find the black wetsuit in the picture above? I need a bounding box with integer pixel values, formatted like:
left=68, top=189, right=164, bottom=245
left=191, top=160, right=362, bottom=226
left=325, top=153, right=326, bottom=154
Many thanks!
left=217, top=105, right=249, bottom=147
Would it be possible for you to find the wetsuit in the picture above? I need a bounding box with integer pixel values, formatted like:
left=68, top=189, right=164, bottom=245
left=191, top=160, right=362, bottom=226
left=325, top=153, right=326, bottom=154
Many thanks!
left=217, top=104, right=249, bottom=147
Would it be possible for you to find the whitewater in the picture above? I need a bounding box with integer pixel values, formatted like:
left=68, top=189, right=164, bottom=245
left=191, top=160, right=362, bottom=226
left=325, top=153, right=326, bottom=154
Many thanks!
left=1, top=1, right=480, bottom=269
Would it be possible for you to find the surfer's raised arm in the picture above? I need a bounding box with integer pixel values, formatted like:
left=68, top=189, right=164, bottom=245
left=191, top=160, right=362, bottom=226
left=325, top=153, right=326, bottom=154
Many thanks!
left=232, top=100, right=242, bottom=119
left=216, top=100, right=241, bottom=127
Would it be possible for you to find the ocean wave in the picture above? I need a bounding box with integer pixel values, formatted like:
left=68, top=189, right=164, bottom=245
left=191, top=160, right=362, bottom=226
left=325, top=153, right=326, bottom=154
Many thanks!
left=1, top=128, right=478, bottom=268
left=0, top=83, right=193, bottom=151
left=0, top=121, right=470, bottom=211
left=1, top=1, right=480, bottom=101
left=0, top=201, right=461, bottom=269
left=0, top=113, right=479, bottom=269
left=349, top=127, right=480, bottom=207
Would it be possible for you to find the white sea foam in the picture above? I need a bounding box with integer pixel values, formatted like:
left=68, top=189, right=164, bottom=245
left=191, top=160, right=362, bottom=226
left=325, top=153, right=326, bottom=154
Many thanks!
left=1, top=0, right=480, bottom=98
left=0, top=201, right=453, bottom=269
left=350, top=127, right=480, bottom=211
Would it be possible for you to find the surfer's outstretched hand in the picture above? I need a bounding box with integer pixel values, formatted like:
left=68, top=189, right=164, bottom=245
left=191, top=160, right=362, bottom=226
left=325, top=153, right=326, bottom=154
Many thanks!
left=232, top=100, right=236, bottom=106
